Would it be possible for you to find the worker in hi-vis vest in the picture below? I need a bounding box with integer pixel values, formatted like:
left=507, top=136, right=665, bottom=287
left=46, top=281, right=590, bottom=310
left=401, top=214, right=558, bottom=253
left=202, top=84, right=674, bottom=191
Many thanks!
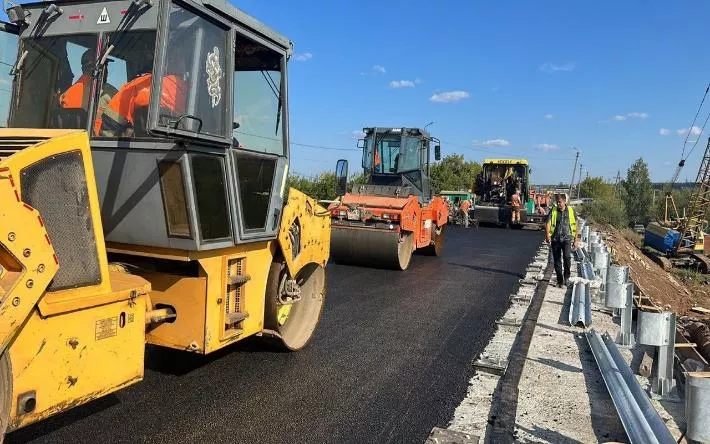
left=545, top=193, right=579, bottom=288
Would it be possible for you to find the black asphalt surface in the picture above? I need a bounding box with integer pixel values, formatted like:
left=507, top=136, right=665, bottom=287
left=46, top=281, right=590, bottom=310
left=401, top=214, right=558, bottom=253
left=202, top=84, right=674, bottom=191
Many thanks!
left=8, top=226, right=542, bottom=444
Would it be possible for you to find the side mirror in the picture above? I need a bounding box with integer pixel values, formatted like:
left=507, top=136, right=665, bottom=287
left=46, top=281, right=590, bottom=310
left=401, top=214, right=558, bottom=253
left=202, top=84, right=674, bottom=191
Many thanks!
left=357, top=139, right=365, bottom=149
left=232, top=122, right=240, bottom=130
left=434, top=145, right=441, bottom=161
left=335, top=159, right=348, bottom=197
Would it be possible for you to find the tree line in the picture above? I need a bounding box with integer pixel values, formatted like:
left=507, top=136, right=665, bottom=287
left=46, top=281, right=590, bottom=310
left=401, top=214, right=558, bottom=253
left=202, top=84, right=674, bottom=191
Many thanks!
left=578, top=157, right=704, bottom=229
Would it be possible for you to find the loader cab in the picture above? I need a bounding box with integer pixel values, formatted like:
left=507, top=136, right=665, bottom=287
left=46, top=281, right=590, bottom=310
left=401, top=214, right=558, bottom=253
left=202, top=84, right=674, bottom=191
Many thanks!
left=358, top=127, right=438, bottom=200
left=1, top=0, right=293, bottom=251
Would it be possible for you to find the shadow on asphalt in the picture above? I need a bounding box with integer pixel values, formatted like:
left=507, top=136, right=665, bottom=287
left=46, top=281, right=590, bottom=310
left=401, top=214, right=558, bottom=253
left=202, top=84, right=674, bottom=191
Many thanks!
left=447, top=262, right=524, bottom=279
left=144, top=337, right=289, bottom=376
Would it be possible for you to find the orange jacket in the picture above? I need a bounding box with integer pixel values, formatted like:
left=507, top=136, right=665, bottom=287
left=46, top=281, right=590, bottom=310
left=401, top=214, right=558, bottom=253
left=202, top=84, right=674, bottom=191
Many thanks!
left=95, top=73, right=186, bottom=135
left=60, top=74, right=92, bottom=109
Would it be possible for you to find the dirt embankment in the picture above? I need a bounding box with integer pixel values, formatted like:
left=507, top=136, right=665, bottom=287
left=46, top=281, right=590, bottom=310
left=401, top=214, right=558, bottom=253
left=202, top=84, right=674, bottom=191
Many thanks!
left=595, top=225, right=710, bottom=319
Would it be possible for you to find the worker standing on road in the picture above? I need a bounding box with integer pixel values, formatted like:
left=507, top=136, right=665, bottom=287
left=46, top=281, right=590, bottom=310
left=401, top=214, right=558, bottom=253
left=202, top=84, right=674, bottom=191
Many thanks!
left=511, top=188, right=522, bottom=224
left=545, top=194, right=578, bottom=287
left=459, top=197, right=472, bottom=228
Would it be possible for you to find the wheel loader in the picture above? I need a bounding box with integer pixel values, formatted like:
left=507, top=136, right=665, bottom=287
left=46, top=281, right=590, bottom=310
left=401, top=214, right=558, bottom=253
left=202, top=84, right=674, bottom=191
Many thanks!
left=0, top=0, right=329, bottom=439
left=328, top=127, right=448, bottom=270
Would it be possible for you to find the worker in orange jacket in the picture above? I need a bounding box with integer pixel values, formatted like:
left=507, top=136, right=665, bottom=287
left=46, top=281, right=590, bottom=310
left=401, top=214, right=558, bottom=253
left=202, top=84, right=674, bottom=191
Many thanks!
left=59, top=49, right=118, bottom=127
left=95, top=57, right=187, bottom=137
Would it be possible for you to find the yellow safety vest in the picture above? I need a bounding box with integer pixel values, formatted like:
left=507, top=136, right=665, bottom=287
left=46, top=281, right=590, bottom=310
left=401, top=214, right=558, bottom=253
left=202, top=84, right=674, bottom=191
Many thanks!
left=548, top=206, right=576, bottom=239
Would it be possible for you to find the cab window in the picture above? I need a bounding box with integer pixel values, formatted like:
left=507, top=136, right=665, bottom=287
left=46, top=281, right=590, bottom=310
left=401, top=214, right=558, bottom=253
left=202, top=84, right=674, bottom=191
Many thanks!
left=93, top=30, right=157, bottom=138
left=0, top=28, right=18, bottom=127
left=232, top=34, right=285, bottom=155
left=153, top=2, right=230, bottom=139
left=10, top=34, right=98, bottom=129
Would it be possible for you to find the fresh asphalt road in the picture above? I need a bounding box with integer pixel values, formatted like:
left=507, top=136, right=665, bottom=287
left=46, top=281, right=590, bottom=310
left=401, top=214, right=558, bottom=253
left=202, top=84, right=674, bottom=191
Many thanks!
left=7, top=225, right=543, bottom=444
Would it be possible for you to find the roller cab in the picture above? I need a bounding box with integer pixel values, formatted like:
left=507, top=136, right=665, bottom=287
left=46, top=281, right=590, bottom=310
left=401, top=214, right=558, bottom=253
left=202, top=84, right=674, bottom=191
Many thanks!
left=0, top=0, right=329, bottom=437
left=328, top=127, right=448, bottom=270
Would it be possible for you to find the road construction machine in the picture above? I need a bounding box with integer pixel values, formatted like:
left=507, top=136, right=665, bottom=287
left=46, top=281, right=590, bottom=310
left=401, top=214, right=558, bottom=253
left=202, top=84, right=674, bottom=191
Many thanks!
left=328, top=127, right=448, bottom=270
left=644, top=137, right=710, bottom=272
left=0, top=0, right=329, bottom=439
left=473, top=158, right=541, bottom=227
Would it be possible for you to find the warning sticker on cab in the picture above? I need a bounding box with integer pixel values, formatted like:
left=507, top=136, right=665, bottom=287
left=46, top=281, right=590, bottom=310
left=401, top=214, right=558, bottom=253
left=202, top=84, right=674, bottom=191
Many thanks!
left=95, top=317, right=118, bottom=340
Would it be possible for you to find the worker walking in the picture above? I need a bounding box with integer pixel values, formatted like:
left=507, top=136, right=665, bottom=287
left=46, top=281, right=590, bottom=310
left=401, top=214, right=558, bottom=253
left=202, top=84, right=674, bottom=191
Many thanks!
left=545, top=194, right=579, bottom=287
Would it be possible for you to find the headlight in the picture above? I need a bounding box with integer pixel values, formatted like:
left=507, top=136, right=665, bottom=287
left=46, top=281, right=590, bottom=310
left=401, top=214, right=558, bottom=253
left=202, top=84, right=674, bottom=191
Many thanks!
left=382, top=213, right=390, bottom=219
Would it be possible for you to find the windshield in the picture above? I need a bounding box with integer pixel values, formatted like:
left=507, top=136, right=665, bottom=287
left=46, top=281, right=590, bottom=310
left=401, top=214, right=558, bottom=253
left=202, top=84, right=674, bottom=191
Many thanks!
left=10, top=34, right=99, bottom=129
left=232, top=34, right=285, bottom=155
left=362, top=133, right=422, bottom=173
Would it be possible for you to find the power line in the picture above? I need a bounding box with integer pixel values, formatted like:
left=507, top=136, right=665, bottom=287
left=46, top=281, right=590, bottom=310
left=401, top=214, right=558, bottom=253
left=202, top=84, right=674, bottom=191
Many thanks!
left=681, top=82, right=710, bottom=160
left=235, top=129, right=359, bottom=152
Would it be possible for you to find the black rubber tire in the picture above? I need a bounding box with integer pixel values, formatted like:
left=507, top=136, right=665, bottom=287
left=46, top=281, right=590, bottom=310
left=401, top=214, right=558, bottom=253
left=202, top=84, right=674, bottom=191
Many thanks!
left=264, top=261, right=326, bottom=351
left=0, top=352, right=11, bottom=442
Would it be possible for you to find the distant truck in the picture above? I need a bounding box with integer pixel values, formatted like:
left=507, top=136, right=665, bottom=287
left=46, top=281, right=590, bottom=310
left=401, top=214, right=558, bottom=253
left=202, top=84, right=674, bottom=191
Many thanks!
left=473, top=158, right=543, bottom=227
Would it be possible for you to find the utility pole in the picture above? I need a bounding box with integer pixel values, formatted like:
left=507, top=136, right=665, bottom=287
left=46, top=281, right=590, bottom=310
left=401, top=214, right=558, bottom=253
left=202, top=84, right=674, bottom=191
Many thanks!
left=576, top=163, right=583, bottom=198
left=568, top=148, right=579, bottom=199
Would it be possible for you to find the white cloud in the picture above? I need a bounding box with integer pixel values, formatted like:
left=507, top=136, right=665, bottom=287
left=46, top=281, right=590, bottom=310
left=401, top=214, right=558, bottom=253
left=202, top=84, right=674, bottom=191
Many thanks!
left=352, top=130, right=365, bottom=139
left=535, top=143, right=559, bottom=152
left=373, top=65, right=386, bottom=74
left=539, top=62, right=576, bottom=73
left=414, top=78, right=423, bottom=84
left=430, top=90, right=470, bottom=103
left=544, top=114, right=555, bottom=120
left=389, top=80, right=416, bottom=89
left=473, top=138, right=510, bottom=147
left=293, top=52, right=313, bottom=62
left=660, top=126, right=703, bottom=137
left=609, top=112, right=650, bottom=122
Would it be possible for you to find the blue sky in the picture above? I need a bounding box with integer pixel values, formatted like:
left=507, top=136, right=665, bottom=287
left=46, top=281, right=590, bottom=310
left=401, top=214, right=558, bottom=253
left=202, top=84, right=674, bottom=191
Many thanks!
left=1, top=1, right=709, bottom=185
left=233, top=0, right=710, bottom=185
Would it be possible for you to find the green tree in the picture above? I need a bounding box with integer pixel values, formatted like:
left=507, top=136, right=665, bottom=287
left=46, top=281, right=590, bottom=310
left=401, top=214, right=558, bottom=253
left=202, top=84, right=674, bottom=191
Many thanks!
left=429, top=154, right=482, bottom=193
left=578, top=176, right=615, bottom=200
left=287, top=171, right=366, bottom=201
left=622, top=158, right=653, bottom=226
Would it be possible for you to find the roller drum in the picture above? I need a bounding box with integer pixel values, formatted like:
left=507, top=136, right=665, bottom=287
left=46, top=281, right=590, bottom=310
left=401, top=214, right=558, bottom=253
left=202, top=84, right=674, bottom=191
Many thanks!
left=330, top=227, right=414, bottom=270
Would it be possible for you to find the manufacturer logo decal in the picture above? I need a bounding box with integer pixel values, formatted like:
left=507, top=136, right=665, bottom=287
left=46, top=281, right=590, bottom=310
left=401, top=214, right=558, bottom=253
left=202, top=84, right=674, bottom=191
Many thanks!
left=205, top=46, right=222, bottom=108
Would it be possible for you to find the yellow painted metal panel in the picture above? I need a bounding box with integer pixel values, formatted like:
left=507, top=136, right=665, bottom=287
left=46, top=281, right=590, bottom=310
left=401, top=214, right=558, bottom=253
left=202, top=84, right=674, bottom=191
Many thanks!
left=278, top=188, right=331, bottom=278
left=0, top=166, right=58, bottom=356
left=144, top=271, right=208, bottom=351
left=0, top=129, right=116, bottom=315
left=6, top=296, right=147, bottom=431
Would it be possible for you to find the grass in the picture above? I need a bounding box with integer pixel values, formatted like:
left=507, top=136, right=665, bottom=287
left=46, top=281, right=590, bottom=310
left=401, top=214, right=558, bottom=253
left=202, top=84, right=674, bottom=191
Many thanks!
left=672, top=268, right=706, bottom=286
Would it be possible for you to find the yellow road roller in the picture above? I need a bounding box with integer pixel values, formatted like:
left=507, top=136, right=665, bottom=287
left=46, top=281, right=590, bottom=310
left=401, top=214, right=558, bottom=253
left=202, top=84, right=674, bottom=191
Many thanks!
left=0, top=0, right=329, bottom=439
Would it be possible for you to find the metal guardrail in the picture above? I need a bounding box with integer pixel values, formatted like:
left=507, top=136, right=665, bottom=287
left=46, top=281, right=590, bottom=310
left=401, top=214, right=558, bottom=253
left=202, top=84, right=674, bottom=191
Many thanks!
left=569, top=281, right=592, bottom=327
left=585, top=330, right=676, bottom=444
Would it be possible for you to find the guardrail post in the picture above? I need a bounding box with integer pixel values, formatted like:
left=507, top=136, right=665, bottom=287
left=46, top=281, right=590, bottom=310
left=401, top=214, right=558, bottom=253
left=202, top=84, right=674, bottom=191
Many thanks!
left=593, top=249, right=609, bottom=294
left=686, top=373, right=710, bottom=443
left=605, top=265, right=634, bottom=346
left=638, top=310, right=677, bottom=397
